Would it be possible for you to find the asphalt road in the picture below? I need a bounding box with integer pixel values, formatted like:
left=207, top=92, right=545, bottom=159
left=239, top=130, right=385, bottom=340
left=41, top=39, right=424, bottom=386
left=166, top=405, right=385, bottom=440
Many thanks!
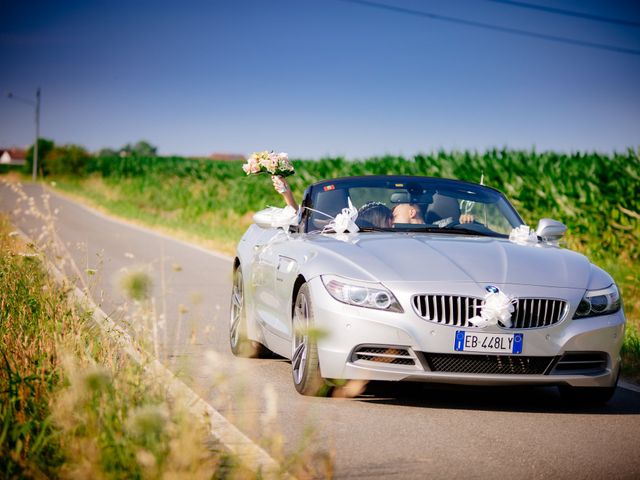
left=2, top=181, right=639, bottom=479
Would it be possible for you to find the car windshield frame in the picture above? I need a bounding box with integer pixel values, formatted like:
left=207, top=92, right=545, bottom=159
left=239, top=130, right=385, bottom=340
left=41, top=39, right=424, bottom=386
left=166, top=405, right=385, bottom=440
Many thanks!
left=300, top=175, right=525, bottom=237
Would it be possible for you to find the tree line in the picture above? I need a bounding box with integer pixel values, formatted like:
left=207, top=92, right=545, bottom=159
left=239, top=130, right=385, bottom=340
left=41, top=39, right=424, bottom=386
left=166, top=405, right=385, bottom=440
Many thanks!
left=21, top=139, right=158, bottom=176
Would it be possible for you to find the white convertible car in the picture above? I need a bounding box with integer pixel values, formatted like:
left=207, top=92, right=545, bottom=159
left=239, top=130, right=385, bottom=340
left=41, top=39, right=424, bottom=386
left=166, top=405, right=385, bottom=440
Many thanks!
left=230, top=176, right=625, bottom=402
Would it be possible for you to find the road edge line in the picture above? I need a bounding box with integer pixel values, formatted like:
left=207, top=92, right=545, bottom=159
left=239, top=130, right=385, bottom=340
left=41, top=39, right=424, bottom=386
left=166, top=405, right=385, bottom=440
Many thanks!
left=619, top=380, right=640, bottom=393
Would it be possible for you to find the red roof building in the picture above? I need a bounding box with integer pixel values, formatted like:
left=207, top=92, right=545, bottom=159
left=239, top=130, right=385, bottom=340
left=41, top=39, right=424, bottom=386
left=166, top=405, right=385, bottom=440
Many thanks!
left=208, top=152, right=246, bottom=161
left=0, top=148, right=27, bottom=166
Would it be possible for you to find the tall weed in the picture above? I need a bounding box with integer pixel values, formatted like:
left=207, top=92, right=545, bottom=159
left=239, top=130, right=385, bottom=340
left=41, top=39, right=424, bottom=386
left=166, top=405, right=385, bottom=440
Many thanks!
left=0, top=215, right=220, bottom=478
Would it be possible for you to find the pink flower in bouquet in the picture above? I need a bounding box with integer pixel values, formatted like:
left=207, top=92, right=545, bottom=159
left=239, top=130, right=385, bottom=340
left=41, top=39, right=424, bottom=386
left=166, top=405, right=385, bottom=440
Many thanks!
left=262, top=152, right=280, bottom=172
left=242, top=154, right=262, bottom=174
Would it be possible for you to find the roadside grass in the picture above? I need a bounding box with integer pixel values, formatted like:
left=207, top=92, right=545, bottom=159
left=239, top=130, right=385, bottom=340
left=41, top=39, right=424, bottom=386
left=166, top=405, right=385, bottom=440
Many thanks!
left=622, top=326, right=640, bottom=383
left=0, top=214, right=224, bottom=478
left=605, top=261, right=640, bottom=382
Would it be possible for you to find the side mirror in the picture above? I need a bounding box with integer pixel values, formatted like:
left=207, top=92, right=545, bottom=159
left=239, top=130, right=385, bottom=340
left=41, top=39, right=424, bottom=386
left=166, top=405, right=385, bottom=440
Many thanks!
left=536, top=218, right=567, bottom=243
left=253, top=209, right=273, bottom=229
left=253, top=207, right=298, bottom=230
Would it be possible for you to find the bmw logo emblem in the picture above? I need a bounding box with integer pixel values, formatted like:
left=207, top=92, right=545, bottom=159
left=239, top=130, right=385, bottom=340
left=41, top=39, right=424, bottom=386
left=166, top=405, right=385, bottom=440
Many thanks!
left=485, top=285, right=500, bottom=293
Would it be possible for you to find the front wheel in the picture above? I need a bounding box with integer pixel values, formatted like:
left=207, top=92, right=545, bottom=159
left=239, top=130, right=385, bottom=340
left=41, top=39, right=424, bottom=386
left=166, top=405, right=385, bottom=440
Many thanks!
left=229, top=266, right=267, bottom=358
left=291, top=283, right=328, bottom=396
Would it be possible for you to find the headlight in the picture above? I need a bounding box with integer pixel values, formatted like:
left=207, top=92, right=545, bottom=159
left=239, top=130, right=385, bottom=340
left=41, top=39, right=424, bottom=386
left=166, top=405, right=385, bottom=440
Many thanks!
left=321, top=275, right=403, bottom=313
left=573, top=284, right=621, bottom=319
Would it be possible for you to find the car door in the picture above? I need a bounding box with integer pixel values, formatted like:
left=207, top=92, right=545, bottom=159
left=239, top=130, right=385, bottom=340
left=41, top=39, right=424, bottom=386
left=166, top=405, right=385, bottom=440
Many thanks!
left=251, top=229, right=297, bottom=342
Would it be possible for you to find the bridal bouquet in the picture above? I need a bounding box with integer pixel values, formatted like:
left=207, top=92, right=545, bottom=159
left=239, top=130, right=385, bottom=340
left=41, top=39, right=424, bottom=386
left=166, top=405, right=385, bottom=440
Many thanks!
left=242, top=151, right=295, bottom=177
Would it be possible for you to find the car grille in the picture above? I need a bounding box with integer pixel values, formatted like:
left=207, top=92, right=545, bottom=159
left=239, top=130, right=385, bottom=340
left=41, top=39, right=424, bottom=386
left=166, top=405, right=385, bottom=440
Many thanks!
left=412, top=295, right=482, bottom=327
left=411, top=295, right=567, bottom=329
left=351, top=345, right=417, bottom=366
left=551, top=352, right=608, bottom=375
left=423, top=353, right=556, bottom=375
left=511, top=298, right=567, bottom=328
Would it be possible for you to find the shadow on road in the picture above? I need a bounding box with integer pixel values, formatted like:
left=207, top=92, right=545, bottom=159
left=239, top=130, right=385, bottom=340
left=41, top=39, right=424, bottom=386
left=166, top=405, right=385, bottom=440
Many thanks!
left=355, top=381, right=640, bottom=415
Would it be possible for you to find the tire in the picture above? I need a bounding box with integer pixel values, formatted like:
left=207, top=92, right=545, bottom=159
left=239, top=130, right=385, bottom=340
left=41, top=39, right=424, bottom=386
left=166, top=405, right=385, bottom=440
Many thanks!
left=558, top=372, right=619, bottom=405
left=229, top=266, right=267, bottom=358
left=291, top=283, right=328, bottom=396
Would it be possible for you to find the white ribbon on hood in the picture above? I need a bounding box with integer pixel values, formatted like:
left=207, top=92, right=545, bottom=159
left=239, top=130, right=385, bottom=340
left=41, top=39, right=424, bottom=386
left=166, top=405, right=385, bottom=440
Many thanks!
left=509, top=225, right=538, bottom=245
left=323, top=198, right=360, bottom=234
left=468, top=290, right=517, bottom=328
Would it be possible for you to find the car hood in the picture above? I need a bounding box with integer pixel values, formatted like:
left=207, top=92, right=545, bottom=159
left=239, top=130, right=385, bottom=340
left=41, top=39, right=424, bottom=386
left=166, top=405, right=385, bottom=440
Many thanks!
left=304, top=232, right=591, bottom=289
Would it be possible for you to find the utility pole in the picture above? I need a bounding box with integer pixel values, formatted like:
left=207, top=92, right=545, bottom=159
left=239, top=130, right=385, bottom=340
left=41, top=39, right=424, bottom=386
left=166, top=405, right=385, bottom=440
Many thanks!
left=6, top=87, right=41, bottom=182
left=34, top=87, right=40, bottom=182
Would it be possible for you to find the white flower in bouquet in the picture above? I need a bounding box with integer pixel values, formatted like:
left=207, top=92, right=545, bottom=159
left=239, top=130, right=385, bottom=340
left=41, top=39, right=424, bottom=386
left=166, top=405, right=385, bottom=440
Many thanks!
left=276, top=152, right=294, bottom=174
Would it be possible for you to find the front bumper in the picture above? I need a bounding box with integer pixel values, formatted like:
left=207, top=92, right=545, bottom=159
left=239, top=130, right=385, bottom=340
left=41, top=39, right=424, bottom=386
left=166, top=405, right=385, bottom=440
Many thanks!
left=308, top=277, right=625, bottom=388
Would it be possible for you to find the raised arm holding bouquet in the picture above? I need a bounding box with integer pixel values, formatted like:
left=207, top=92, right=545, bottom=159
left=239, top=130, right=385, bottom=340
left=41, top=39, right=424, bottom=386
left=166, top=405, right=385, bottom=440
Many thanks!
left=271, top=175, right=298, bottom=210
left=242, top=151, right=298, bottom=210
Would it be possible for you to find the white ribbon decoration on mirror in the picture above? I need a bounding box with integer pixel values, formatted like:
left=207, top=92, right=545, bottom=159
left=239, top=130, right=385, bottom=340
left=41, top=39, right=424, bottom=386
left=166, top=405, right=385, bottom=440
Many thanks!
left=468, top=291, right=516, bottom=328
left=509, top=225, right=538, bottom=245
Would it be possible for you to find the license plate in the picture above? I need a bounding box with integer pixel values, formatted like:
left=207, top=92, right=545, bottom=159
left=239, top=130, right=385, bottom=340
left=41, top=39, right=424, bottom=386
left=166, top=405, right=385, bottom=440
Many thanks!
left=454, top=331, right=523, bottom=354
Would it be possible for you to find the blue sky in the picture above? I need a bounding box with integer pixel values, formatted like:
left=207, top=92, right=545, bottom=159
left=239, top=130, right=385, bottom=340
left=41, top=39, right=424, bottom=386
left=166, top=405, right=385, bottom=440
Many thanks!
left=1, top=0, right=639, bottom=158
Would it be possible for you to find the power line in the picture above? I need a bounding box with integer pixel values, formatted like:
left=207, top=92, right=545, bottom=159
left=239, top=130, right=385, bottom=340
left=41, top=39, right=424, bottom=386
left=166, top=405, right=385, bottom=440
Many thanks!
left=486, top=0, right=640, bottom=28
left=338, top=0, right=640, bottom=56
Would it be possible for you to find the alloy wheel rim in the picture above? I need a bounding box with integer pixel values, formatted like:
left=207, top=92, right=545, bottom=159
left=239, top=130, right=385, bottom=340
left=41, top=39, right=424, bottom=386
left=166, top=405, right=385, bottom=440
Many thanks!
left=230, top=270, right=243, bottom=348
left=292, top=292, right=309, bottom=385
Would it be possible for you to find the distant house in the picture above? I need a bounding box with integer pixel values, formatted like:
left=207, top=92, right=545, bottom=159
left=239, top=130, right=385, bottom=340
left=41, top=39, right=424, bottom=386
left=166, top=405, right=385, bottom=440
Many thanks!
left=208, top=153, right=246, bottom=161
left=0, top=148, right=27, bottom=166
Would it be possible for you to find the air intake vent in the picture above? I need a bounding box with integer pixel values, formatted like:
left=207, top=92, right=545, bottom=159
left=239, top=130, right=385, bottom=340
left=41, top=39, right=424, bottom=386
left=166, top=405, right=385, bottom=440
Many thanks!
left=412, top=295, right=567, bottom=329
left=351, top=345, right=417, bottom=367
left=423, top=353, right=555, bottom=375
left=552, top=352, right=608, bottom=375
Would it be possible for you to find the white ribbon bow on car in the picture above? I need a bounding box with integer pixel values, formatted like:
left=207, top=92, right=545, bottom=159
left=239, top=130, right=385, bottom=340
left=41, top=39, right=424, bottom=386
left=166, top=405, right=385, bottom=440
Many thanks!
left=509, top=225, right=538, bottom=245
left=323, top=198, right=360, bottom=234
left=468, top=290, right=517, bottom=328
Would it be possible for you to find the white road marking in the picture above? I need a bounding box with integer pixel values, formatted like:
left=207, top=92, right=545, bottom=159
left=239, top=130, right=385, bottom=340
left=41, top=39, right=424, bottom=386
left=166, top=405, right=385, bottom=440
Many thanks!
left=619, top=380, right=640, bottom=393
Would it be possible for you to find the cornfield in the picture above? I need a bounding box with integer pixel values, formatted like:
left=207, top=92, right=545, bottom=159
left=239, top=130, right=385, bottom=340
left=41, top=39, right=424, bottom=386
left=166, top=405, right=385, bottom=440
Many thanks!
left=86, top=149, right=639, bottom=265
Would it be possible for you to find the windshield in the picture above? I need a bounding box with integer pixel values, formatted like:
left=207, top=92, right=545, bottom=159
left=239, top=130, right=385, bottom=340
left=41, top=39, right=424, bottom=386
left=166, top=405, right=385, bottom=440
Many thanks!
left=302, top=176, right=524, bottom=237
